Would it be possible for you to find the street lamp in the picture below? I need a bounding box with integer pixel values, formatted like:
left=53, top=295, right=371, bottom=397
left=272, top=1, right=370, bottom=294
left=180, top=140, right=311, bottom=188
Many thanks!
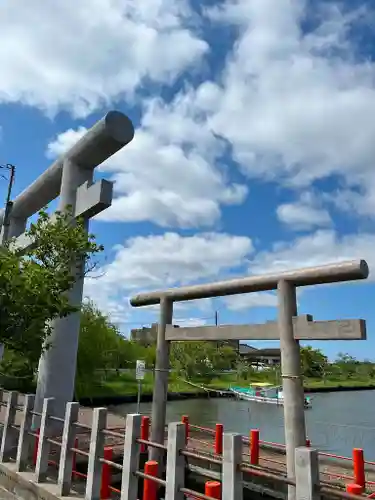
left=0, top=164, right=15, bottom=244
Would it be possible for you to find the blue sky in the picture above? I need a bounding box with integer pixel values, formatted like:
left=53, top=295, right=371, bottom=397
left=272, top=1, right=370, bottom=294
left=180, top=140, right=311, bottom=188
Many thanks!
left=1, top=0, right=375, bottom=361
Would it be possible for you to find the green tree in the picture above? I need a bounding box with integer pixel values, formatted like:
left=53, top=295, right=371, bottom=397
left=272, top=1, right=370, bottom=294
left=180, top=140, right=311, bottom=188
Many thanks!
left=356, top=360, right=375, bottom=380
left=170, top=342, right=214, bottom=381
left=235, top=357, right=252, bottom=381
left=0, top=349, right=37, bottom=393
left=170, top=341, right=238, bottom=382
left=267, top=363, right=281, bottom=385
left=335, top=352, right=358, bottom=379
left=211, top=345, right=237, bottom=372
left=75, top=304, right=159, bottom=398
left=0, top=208, right=103, bottom=361
left=300, top=346, right=328, bottom=378
left=75, top=301, right=125, bottom=398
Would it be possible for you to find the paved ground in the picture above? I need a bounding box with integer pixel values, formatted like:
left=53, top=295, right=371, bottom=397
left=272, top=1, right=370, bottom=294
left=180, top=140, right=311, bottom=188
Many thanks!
left=0, top=391, right=126, bottom=428
left=186, top=435, right=375, bottom=491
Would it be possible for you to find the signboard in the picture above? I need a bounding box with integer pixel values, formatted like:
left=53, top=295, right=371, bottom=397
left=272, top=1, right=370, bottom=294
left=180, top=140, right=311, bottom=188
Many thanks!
left=136, top=360, right=146, bottom=380
left=165, top=315, right=366, bottom=341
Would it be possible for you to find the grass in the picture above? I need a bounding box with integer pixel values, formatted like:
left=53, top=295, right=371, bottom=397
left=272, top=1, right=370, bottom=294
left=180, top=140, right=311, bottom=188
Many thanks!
left=78, top=372, right=205, bottom=398
left=304, top=377, right=375, bottom=389
left=77, top=371, right=375, bottom=399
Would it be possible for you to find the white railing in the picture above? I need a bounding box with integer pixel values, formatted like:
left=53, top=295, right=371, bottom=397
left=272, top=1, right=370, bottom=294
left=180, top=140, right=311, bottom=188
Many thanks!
left=0, top=390, right=336, bottom=500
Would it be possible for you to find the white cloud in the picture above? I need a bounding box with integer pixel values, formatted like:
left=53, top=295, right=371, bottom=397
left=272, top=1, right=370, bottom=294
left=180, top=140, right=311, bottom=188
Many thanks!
left=83, top=283, right=131, bottom=326
left=249, top=230, right=375, bottom=279
left=25, top=0, right=375, bottom=324
left=86, top=228, right=375, bottom=323
left=277, top=192, right=332, bottom=230
left=102, top=232, right=252, bottom=290
left=174, top=317, right=208, bottom=327
left=224, top=292, right=278, bottom=311
left=0, top=0, right=208, bottom=117
left=324, top=185, right=375, bottom=220
left=47, top=104, right=248, bottom=228
left=46, top=0, right=375, bottom=228
left=83, top=232, right=253, bottom=322
left=47, top=127, right=87, bottom=158
left=205, top=0, right=375, bottom=191
left=135, top=0, right=375, bottom=222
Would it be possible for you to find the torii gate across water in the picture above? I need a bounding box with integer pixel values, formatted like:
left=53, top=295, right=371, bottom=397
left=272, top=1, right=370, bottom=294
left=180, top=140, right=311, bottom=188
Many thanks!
left=130, top=260, right=369, bottom=500
left=0, top=111, right=135, bottom=421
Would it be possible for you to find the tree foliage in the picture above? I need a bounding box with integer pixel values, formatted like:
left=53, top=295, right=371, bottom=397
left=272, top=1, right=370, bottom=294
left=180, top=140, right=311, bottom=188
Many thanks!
left=0, top=349, right=37, bottom=393
left=75, top=302, right=159, bottom=398
left=334, top=352, right=359, bottom=379
left=300, top=346, right=328, bottom=378
left=234, top=357, right=253, bottom=381
left=75, top=301, right=122, bottom=397
left=0, top=208, right=103, bottom=360
left=170, top=342, right=236, bottom=381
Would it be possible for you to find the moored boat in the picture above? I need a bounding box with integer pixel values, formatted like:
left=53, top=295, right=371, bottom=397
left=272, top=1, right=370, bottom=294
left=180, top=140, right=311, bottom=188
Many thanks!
left=230, top=382, right=312, bottom=408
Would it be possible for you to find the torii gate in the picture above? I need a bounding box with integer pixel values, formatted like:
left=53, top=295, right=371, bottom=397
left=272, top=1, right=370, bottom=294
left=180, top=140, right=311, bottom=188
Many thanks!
left=0, top=111, right=134, bottom=420
left=130, top=260, right=369, bottom=500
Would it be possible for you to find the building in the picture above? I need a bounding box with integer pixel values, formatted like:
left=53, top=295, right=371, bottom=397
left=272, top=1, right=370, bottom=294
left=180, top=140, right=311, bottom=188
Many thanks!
left=131, top=324, right=240, bottom=349
left=130, top=323, right=158, bottom=346
left=131, top=323, right=183, bottom=346
left=239, top=344, right=281, bottom=366
left=216, top=339, right=240, bottom=350
left=131, top=326, right=280, bottom=367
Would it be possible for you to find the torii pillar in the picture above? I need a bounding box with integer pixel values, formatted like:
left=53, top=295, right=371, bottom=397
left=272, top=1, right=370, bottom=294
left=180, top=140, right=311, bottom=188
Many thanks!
left=0, top=111, right=134, bottom=421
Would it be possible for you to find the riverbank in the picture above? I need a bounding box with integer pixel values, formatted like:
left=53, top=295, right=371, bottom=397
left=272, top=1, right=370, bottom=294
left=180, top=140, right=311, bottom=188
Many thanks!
left=306, top=383, right=375, bottom=393
left=78, top=373, right=375, bottom=406
left=79, top=389, right=229, bottom=406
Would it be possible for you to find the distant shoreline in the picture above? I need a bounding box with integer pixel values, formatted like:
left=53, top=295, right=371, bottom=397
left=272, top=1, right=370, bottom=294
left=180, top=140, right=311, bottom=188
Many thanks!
left=305, top=384, right=375, bottom=394
left=79, top=383, right=375, bottom=406
left=79, top=390, right=226, bottom=407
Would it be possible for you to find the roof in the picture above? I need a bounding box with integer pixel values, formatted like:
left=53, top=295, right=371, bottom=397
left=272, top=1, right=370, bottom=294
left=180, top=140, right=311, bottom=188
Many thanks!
left=256, top=348, right=281, bottom=356
left=240, top=346, right=281, bottom=358
left=238, top=344, right=258, bottom=354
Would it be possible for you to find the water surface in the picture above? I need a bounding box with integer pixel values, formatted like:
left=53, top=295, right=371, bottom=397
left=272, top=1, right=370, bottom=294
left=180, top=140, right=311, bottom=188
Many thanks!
left=109, top=390, right=375, bottom=459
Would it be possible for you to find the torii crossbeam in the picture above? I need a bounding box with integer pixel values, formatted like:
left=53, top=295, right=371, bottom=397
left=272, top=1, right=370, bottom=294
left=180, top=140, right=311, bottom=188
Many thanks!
left=130, top=259, right=369, bottom=500
left=0, top=111, right=134, bottom=422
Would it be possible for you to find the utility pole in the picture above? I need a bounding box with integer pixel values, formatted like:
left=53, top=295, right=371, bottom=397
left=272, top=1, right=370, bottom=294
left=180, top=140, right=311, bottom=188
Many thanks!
left=0, top=164, right=15, bottom=362
left=214, top=310, right=220, bottom=349
left=0, top=164, right=16, bottom=244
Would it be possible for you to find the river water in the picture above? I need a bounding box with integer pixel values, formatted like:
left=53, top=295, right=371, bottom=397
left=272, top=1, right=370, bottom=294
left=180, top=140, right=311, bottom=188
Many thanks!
left=109, top=390, right=375, bottom=460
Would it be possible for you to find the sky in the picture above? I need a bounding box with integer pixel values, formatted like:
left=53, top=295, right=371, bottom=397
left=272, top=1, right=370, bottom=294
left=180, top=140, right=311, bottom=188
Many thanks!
left=1, top=0, right=375, bottom=361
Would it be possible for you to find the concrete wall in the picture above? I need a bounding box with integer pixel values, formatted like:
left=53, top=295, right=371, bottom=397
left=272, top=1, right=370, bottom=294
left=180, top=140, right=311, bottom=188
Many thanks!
left=0, top=463, right=62, bottom=500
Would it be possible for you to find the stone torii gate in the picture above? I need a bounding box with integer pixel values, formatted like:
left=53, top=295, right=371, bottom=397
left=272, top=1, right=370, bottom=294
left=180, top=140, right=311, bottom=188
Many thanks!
left=0, top=111, right=134, bottom=420
left=130, top=259, right=369, bottom=500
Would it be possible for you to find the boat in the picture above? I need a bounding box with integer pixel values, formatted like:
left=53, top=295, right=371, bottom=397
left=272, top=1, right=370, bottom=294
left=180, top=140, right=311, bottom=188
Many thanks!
left=230, top=382, right=312, bottom=408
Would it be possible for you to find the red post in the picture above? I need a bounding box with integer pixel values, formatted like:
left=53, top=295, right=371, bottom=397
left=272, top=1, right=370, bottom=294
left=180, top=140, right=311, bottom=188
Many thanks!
left=346, top=483, right=364, bottom=495
left=215, top=424, right=223, bottom=455
left=250, top=429, right=259, bottom=465
left=143, top=460, right=158, bottom=500
left=182, top=415, right=189, bottom=444
left=306, top=438, right=311, bottom=447
left=100, top=447, right=113, bottom=499
left=205, top=480, right=221, bottom=499
left=71, top=437, right=78, bottom=478
left=353, top=448, right=365, bottom=488
left=33, top=429, right=40, bottom=466
left=141, top=416, right=150, bottom=453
